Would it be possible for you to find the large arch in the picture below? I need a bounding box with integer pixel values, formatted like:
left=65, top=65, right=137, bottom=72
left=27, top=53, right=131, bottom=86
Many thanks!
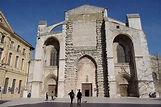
left=44, top=37, right=60, bottom=48
left=43, top=37, right=60, bottom=97
left=113, top=34, right=139, bottom=97
left=76, top=55, right=98, bottom=97
left=44, top=37, right=60, bottom=67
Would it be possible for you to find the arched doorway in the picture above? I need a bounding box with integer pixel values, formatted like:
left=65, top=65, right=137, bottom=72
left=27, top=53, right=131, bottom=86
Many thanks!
left=44, top=74, right=58, bottom=97
left=76, top=55, right=97, bottom=97
left=113, top=34, right=139, bottom=97
left=117, top=73, right=130, bottom=97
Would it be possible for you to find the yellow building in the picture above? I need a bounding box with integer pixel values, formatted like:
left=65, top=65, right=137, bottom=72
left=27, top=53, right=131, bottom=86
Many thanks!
left=0, top=11, right=34, bottom=99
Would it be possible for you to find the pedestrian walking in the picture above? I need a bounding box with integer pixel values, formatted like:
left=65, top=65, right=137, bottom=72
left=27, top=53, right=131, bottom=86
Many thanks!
left=51, top=91, right=54, bottom=100
left=68, top=90, right=75, bottom=104
left=77, top=89, right=82, bottom=104
left=45, top=92, right=48, bottom=101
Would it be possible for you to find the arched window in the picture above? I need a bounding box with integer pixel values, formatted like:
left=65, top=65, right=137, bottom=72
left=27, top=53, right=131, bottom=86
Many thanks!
left=18, top=80, right=22, bottom=94
left=22, top=48, right=25, bottom=55
left=0, top=48, right=3, bottom=60
left=0, top=33, right=5, bottom=44
left=44, top=37, right=59, bottom=67
left=50, top=47, right=57, bottom=66
left=17, top=45, right=20, bottom=52
left=21, top=59, right=24, bottom=70
left=3, top=77, right=9, bottom=94
left=15, top=56, right=19, bottom=68
left=8, top=53, right=12, bottom=66
left=10, top=41, right=14, bottom=49
left=11, top=79, right=16, bottom=94
left=117, top=44, right=126, bottom=63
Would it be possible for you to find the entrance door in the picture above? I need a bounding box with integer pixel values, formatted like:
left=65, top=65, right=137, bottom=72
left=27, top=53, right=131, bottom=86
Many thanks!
left=48, top=85, right=56, bottom=96
left=82, top=83, right=92, bottom=97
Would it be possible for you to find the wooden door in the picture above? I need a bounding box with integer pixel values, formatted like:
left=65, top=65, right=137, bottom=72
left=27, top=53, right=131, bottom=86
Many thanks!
left=82, top=83, right=92, bottom=97
left=120, top=84, right=128, bottom=97
left=48, top=85, right=56, bottom=96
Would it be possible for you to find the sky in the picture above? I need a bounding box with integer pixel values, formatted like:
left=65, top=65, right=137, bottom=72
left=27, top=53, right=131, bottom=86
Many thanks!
left=0, top=0, right=161, bottom=55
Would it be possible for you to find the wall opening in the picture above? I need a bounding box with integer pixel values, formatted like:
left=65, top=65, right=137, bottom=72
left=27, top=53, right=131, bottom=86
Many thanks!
left=76, top=55, right=97, bottom=97
left=113, top=34, right=139, bottom=97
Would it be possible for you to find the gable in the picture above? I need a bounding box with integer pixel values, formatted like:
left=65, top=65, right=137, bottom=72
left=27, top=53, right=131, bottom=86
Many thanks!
left=67, top=4, right=105, bottom=15
left=0, top=11, right=14, bottom=33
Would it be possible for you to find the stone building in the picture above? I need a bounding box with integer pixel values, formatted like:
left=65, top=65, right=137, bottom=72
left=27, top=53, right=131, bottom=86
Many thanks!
left=29, top=5, right=155, bottom=98
left=150, top=54, right=161, bottom=97
left=0, top=11, right=34, bottom=98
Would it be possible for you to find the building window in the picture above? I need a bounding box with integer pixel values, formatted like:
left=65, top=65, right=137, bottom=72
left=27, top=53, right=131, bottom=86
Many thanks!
left=50, top=47, right=57, bottom=66
left=18, top=80, right=22, bottom=94
left=0, top=17, right=2, bottom=23
left=8, top=53, right=12, bottom=66
left=3, top=77, right=9, bottom=94
left=22, top=48, right=25, bottom=55
left=15, top=56, right=19, bottom=68
left=10, top=41, right=14, bottom=49
left=21, top=59, right=24, bottom=70
left=17, top=45, right=20, bottom=52
left=0, top=33, right=5, bottom=44
left=117, top=44, right=126, bottom=63
left=11, top=79, right=16, bottom=94
left=0, top=48, right=3, bottom=60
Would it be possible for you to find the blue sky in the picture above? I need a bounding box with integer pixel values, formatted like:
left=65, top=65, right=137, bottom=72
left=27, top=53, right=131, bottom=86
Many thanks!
left=0, top=0, right=161, bottom=55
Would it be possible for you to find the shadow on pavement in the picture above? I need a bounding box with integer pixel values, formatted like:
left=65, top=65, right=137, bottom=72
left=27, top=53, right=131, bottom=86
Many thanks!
left=0, top=100, right=9, bottom=104
left=151, top=98, right=161, bottom=101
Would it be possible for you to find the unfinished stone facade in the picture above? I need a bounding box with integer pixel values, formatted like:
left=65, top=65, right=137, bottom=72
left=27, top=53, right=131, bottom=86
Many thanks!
left=150, top=54, right=161, bottom=97
left=29, top=5, right=155, bottom=98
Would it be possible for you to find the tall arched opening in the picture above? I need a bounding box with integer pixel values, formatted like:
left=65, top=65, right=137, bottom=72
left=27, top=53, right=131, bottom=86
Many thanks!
left=76, top=55, right=97, bottom=97
left=43, top=37, right=60, bottom=97
left=113, top=34, right=139, bottom=97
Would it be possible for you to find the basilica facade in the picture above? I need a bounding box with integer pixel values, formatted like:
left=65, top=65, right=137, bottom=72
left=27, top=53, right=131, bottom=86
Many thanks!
left=28, top=5, right=155, bottom=98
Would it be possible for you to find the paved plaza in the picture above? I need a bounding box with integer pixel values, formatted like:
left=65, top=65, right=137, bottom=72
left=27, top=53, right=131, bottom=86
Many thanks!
left=0, top=97, right=161, bottom=107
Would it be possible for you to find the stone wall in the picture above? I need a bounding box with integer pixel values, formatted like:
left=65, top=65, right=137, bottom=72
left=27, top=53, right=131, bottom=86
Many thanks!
left=64, top=7, right=109, bottom=97
left=150, top=54, right=161, bottom=97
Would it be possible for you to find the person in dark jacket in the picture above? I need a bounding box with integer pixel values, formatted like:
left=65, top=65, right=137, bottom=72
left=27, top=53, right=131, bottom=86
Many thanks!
left=45, top=92, right=48, bottom=101
left=68, top=90, right=75, bottom=104
left=77, top=89, right=82, bottom=104
left=51, top=91, right=54, bottom=100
